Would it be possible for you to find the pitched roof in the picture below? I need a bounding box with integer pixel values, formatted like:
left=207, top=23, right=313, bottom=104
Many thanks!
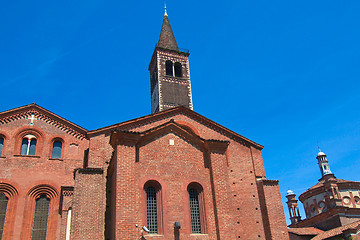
left=288, top=227, right=324, bottom=236
left=88, top=106, right=264, bottom=150
left=311, top=220, right=360, bottom=240
left=158, top=14, right=179, bottom=51
left=0, top=103, right=87, bottom=139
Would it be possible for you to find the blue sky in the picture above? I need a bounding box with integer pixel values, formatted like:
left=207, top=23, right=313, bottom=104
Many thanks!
left=1, top=1, right=360, bottom=224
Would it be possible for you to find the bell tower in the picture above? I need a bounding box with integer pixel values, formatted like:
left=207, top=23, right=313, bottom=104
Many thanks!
left=317, top=148, right=332, bottom=178
left=149, top=7, right=193, bottom=113
left=286, top=189, right=301, bottom=225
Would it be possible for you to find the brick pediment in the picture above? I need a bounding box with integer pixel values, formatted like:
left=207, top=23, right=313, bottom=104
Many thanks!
left=92, top=106, right=262, bottom=150
left=0, top=103, right=87, bottom=139
left=110, top=119, right=229, bottom=153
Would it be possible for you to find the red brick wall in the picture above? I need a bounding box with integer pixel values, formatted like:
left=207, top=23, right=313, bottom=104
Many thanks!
left=104, top=113, right=288, bottom=239
left=0, top=108, right=289, bottom=239
left=0, top=114, right=87, bottom=240
left=257, top=180, right=289, bottom=240
left=71, top=169, right=105, bottom=239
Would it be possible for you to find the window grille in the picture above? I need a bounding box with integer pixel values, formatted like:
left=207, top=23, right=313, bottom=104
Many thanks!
left=189, top=188, right=201, bottom=233
left=0, top=193, right=8, bottom=240
left=31, top=195, right=50, bottom=240
left=146, top=187, right=157, bottom=233
left=0, top=138, right=3, bottom=156
left=52, top=141, right=62, bottom=159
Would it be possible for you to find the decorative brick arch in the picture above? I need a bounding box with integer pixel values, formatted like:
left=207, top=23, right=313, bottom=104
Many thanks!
left=0, top=182, right=18, bottom=239
left=14, top=127, right=45, bottom=156
left=174, top=120, right=199, bottom=135
left=21, top=184, right=59, bottom=240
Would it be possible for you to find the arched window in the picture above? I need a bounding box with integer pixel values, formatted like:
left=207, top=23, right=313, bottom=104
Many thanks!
left=165, top=60, right=173, bottom=76
left=146, top=187, right=157, bottom=233
left=189, top=188, right=201, bottom=233
left=31, top=194, right=50, bottom=240
left=0, top=137, right=3, bottom=156
left=51, top=141, right=62, bottom=159
left=0, top=193, right=8, bottom=239
left=144, top=181, right=162, bottom=234
left=188, top=183, right=206, bottom=234
left=174, top=62, right=182, bottom=77
left=21, top=135, right=37, bottom=156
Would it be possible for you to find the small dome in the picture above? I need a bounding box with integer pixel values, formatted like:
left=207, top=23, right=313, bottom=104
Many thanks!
left=287, top=189, right=294, bottom=196
left=317, top=151, right=326, bottom=157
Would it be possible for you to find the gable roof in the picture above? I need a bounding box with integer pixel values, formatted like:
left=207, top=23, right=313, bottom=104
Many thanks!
left=311, top=220, right=360, bottom=240
left=0, top=103, right=87, bottom=139
left=110, top=119, right=230, bottom=152
left=288, top=227, right=324, bottom=236
left=89, top=106, right=263, bottom=150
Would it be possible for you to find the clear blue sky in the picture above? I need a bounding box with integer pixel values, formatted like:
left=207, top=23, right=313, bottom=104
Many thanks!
left=1, top=0, right=360, bottom=224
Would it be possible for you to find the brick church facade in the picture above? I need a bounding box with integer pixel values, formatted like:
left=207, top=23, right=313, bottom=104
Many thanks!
left=0, top=10, right=289, bottom=240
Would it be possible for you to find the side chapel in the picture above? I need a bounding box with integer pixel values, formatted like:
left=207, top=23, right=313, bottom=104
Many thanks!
left=0, top=9, right=289, bottom=240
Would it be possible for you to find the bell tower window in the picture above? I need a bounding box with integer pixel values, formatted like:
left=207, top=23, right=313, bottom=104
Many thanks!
left=174, top=62, right=182, bottom=77
left=165, top=60, right=173, bottom=76
left=21, top=135, right=37, bottom=156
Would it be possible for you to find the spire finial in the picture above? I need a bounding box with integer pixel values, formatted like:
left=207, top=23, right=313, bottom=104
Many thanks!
left=164, top=4, right=168, bottom=16
left=318, top=146, right=321, bottom=152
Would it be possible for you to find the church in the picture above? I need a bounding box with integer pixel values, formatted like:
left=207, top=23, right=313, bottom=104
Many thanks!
left=0, top=10, right=289, bottom=240
left=286, top=150, right=360, bottom=239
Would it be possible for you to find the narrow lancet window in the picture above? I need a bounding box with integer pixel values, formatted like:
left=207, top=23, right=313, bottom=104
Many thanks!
left=189, top=188, right=201, bottom=233
left=146, top=187, right=158, bottom=233
left=31, top=194, right=50, bottom=240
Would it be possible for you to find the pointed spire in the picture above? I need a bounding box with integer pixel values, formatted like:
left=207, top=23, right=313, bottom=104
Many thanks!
left=158, top=6, right=179, bottom=51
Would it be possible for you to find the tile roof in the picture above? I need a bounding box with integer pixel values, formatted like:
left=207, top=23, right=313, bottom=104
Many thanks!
left=288, top=227, right=324, bottom=236
left=158, top=14, right=179, bottom=51
left=311, top=220, right=360, bottom=240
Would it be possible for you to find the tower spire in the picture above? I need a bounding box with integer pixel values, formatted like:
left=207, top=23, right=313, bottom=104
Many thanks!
left=158, top=6, right=179, bottom=51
